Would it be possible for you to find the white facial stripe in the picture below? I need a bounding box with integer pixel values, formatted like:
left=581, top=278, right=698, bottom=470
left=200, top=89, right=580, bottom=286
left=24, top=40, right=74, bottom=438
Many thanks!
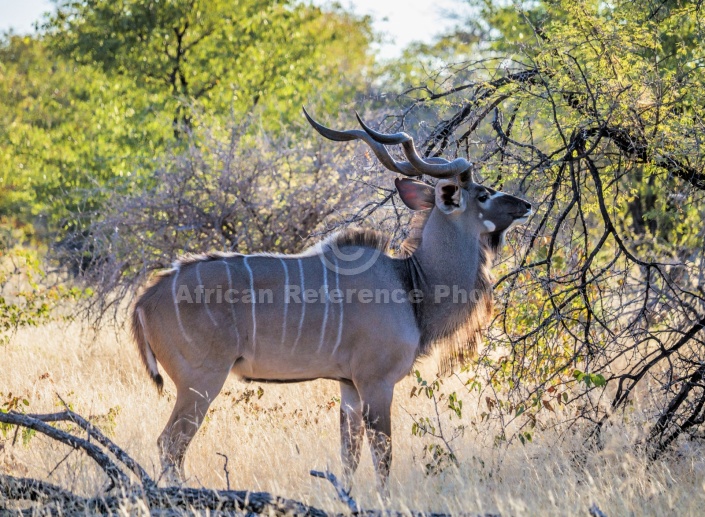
left=293, top=258, right=306, bottom=352
left=223, top=260, right=241, bottom=345
left=317, top=255, right=329, bottom=353
left=279, top=258, right=289, bottom=347
left=479, top=190, right=506, bottom=208
left=243, top=256, right=256, bottom=349
left=196, top=262, right=218, bottom=327
left=332, top=255, right=343, bottom=357
left=171, top=267, right=194, bottom=346
left=483, top=220, right=496, bottom=232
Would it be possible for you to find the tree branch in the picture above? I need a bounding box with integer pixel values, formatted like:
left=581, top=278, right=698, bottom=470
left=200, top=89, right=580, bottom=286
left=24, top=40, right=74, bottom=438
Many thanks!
left=0, top=411, right=131, bottom=487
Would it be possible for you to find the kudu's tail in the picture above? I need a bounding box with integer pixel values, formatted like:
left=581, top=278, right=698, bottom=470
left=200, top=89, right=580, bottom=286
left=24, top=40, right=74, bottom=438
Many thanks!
left=131, top=305, right=164, bottom=394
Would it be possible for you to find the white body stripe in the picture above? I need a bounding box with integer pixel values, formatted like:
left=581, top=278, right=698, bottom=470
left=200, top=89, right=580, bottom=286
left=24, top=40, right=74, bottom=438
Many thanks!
left=293, top=258, right=306, bottom=352
left=171, top=267, right=194, bottom=345
left=196, top=262, right=219, bottom=327
left=243, top=256, right=257, bottom=349
left=279, top=257, right=289, bottom=347
left=331, top=256, right=344, bottom=356
left=222, top=260, right=241, bottom=346
left=317, top=255, right=329, bottom=352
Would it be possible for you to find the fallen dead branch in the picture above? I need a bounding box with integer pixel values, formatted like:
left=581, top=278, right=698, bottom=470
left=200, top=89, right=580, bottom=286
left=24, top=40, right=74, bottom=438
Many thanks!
left=0, top=472, right=327, bottom=515
left=0, top=409, right=602, bottom=516
left=0, top=410, right=327, bottom=516
left=1, top=410, right=130, bottom=488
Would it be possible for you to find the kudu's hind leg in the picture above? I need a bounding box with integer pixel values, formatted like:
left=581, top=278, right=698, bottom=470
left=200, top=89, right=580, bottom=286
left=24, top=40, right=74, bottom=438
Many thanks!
left=158, top=369, right=230, bottom=483
left=356, top=382, right=394, bottom=495
left=339, top=381, right=364, bottom=489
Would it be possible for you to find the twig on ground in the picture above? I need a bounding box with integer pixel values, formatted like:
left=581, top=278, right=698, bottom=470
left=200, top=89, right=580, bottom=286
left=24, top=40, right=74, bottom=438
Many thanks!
left=310, top=469, right=359, bottom=513
left=216, top=452, right=231, bottom=490
left=47, top=448, right=75, bottom=479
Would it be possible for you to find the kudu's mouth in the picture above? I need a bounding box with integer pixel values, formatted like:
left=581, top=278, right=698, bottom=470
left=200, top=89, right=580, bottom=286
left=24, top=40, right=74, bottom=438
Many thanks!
left=509, top=199, right=533, bottom=224
left=514, top=208, right=533, bottom=223
left=506, top=209, right=533, bottom=230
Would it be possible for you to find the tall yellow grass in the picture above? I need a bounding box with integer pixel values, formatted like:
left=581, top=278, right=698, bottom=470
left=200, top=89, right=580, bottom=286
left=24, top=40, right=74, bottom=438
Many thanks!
left=2, top=319, right=704, bottom=515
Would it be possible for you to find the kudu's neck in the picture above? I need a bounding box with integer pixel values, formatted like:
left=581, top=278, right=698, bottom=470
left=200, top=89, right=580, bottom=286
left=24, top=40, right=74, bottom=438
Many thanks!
left=405, top=208, right=492, bottom=354
left=411, top=208, right=482, bottom=290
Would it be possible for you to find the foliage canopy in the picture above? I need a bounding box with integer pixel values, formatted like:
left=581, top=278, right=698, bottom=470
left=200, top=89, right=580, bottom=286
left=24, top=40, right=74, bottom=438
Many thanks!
left=388, top=0, right=705, bottom=459
left=0, top=0, right=373, bottom=228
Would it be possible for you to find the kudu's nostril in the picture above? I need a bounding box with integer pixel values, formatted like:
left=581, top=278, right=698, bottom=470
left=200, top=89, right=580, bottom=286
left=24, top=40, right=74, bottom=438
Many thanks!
left=525, top=201, right=532, bottom=210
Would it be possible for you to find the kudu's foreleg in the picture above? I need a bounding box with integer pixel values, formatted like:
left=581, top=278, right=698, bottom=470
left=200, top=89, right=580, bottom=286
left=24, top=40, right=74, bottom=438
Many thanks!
left=339, top=381, right=364, bottom=488
left=158, top=369, right=229, bottom=483
left=357, top=382, right=394, bottom=495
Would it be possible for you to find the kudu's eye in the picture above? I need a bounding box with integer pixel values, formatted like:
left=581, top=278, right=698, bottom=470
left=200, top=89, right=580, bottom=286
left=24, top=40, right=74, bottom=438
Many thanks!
left=478, top=193, right=489, bottom=202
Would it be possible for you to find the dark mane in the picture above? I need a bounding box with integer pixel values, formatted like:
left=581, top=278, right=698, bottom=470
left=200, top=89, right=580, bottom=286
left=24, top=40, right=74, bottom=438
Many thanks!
left=326, top=217, right=432, bottom=259
left=326, top=228, right=391, bottom=253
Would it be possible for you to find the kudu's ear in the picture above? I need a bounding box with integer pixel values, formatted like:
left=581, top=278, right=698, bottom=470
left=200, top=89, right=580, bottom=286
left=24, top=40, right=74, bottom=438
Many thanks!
left=395, top=178, right=435, bottom=211
left=434, top=179, right=466, bottom=214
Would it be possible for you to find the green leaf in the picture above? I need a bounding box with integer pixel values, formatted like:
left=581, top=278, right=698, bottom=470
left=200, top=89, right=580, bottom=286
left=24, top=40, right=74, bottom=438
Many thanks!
left=591, top=374, right=607, bottom=388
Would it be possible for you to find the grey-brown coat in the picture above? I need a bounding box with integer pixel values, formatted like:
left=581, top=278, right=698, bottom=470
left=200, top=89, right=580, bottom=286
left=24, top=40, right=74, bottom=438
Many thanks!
left=131, top=110, right=532, bottom=491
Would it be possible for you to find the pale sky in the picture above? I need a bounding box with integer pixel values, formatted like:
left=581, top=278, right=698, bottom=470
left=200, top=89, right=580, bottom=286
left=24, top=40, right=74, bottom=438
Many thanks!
left=0, top=0, right=464, bottom=59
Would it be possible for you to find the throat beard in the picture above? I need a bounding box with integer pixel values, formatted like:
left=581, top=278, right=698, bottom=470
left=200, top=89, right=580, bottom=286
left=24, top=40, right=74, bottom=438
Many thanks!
left=414, top=242, right=496, bottom=376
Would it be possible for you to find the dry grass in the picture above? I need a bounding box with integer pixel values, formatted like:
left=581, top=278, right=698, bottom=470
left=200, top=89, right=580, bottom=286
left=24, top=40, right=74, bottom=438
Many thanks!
left=2, top=319, right=705, bottom=516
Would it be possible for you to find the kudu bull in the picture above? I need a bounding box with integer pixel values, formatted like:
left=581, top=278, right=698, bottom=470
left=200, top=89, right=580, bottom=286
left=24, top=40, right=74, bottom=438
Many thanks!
left=131, top=108, right=532, bottom=490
